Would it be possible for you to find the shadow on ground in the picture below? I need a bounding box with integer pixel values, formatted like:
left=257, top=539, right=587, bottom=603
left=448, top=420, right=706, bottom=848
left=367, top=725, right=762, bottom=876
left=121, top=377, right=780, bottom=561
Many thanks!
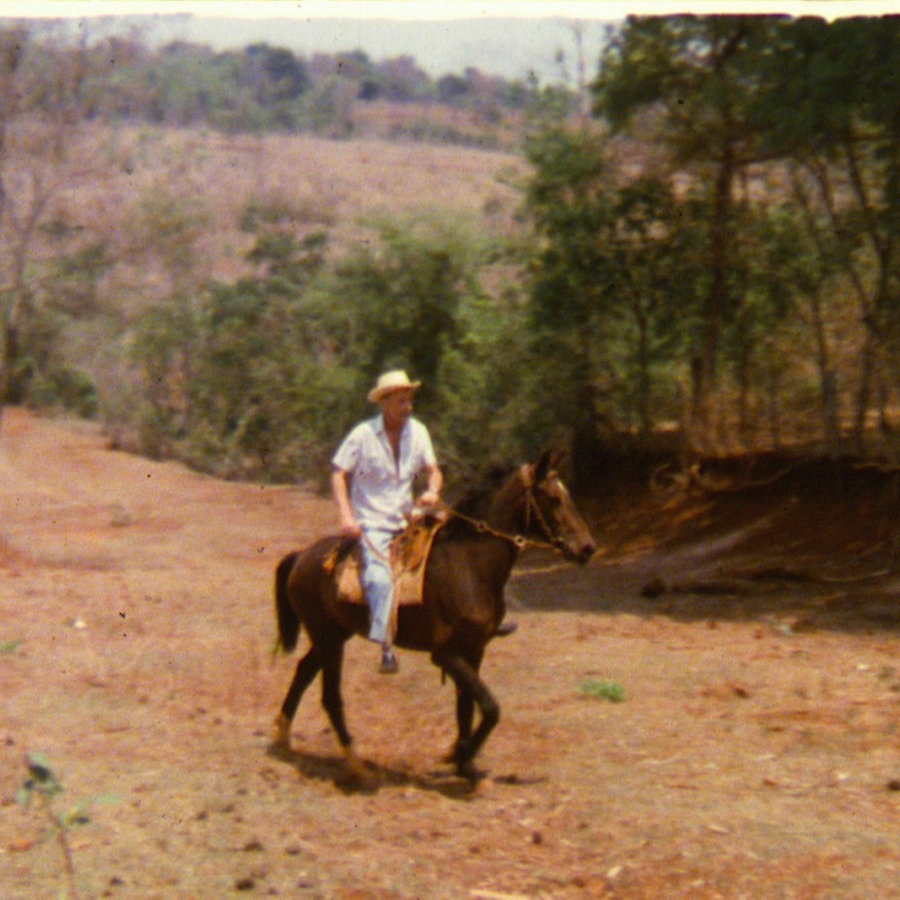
left=266, top=743, right=545, bottom=799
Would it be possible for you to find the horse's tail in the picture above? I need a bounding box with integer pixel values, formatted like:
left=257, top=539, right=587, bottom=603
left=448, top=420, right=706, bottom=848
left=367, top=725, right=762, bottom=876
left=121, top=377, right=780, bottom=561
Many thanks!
left=275, top=551, right=302, bottom=654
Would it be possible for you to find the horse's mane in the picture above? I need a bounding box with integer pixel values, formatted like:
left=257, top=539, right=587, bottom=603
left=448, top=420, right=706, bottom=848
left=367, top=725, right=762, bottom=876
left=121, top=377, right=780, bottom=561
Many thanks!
left=448, top=465, right=516, bottom=519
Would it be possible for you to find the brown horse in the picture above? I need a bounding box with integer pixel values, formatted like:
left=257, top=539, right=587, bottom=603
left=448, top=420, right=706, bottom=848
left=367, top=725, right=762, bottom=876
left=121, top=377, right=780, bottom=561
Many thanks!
left=272, top=450, right=596, bottom=780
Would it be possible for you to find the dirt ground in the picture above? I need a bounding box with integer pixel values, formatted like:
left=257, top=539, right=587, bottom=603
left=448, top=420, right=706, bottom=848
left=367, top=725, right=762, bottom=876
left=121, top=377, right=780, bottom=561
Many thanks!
left=1, top=408, right=898, bottom=899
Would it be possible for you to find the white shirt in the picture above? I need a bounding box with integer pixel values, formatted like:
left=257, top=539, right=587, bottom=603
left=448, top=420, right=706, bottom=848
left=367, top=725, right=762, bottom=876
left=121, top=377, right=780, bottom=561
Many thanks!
left=332, top=414, right=437, bottom=532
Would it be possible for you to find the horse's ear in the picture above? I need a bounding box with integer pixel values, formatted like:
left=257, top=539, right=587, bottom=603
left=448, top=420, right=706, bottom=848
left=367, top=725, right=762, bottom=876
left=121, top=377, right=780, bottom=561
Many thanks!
left=534, top=449, right=566, bottom=483
left=534, top=449, right=554, bottom=483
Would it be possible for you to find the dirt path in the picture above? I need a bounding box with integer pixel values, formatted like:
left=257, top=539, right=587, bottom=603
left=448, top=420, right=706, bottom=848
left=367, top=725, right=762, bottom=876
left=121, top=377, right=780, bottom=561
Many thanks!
left=1, top=409, right=898, bottom=898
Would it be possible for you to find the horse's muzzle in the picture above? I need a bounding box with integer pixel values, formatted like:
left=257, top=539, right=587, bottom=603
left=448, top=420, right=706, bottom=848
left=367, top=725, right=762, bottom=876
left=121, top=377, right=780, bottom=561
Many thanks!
left=557, top=537, right=596, bottom=565
left=575, top=541, right=596, bottom=565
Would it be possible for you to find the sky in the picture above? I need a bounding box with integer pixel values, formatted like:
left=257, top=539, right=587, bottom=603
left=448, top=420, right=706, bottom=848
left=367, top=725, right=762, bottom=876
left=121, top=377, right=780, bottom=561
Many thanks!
left=4, top=2, right=895, bottom=83
left=80, top=13, right=613, bottom=82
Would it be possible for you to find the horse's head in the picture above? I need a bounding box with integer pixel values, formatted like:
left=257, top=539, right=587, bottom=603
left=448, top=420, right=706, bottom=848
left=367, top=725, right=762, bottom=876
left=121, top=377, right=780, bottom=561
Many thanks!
left=520, top=450, right=596, bottom=565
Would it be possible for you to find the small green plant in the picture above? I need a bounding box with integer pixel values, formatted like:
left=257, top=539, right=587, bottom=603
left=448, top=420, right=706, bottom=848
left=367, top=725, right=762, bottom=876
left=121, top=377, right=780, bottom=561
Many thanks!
left=580, top=679, right=627, bottom=703
left=0, top=638, right=21, bottom=654
left=16, top=752, right=117, bottom=900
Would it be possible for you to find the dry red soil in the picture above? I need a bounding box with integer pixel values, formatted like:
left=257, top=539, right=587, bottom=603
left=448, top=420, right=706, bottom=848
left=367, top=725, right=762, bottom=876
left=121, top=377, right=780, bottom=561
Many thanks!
left=1, top=408, right=898, bottom=899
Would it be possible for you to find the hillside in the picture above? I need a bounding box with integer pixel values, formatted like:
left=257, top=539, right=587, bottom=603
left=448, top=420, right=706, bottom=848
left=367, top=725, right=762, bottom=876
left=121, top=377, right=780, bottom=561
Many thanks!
left=66, top=126, right=526, bottom=288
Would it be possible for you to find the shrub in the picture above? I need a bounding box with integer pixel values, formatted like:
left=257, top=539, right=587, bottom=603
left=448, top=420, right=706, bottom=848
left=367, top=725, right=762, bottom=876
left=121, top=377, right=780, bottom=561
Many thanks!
left=580, top=679, right=627, bottom=702
left=27, top=367, right=99, bottom=418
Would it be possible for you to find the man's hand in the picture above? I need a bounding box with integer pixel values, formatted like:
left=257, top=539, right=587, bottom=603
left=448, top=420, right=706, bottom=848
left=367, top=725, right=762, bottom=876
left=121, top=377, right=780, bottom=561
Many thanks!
left=417, top=489, right=441, bottom=508
left=341, top=516, right=362, bottom=539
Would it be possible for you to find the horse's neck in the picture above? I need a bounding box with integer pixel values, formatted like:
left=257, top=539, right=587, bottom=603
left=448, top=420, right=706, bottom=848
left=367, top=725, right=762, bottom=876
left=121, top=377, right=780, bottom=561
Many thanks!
left=486, top=477, right=526, bottom=536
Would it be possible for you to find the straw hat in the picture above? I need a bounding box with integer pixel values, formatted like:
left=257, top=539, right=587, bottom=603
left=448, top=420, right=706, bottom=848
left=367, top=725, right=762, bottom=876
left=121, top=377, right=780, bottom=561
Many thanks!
left=367, top=370, right=422, bottom=403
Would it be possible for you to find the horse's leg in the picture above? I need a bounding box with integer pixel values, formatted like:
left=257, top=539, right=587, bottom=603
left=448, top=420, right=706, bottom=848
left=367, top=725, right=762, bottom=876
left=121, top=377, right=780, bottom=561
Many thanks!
left=319, top=637, right=368, bottom=779
left=273, top=647, right=322, bottom=750
left=454, top=688, right=476, bottom=749
left=433, top=649, right=498, bottom=778
left=444, top=645, right=484, bottom=762
left=440, top=687, right=476, bottom=765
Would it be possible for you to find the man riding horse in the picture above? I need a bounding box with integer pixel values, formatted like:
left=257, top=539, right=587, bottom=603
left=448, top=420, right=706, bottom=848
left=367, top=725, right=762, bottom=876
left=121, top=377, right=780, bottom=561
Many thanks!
left=332, top=371, right=517, bottom=675
left=331, top=370, right=444, bottom=674
left=274, top=371, right=586, bottom=780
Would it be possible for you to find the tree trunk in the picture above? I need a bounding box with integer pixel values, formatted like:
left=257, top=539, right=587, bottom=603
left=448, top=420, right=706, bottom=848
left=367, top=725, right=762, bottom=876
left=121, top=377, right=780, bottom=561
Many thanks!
left=766, top=367, right=782, bottom=451
left=1, top=321, right=20, bottom=404
left=807, top=287, right=842, bottom=457
left=636, top=304, right=653, bottom=439
left=692, top=138, right=735, bottom=440
left=853, top=332, right=875, bottom=454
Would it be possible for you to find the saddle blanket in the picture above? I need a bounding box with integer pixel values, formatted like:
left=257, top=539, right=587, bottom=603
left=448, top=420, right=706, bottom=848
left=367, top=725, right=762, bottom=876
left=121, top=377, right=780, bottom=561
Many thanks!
left=323, top=517, right=444, bottom=607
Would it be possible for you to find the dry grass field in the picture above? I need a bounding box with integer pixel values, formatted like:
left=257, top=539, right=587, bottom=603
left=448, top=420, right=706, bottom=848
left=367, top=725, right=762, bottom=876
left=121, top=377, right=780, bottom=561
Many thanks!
left=56, top=126, right=526, bottom=291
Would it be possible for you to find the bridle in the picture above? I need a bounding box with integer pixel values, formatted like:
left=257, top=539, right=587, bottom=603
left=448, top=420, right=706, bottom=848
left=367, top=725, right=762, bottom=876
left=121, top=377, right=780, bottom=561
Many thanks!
left=442, top=464, right=567, bottom=555
left=519, top=464, right=571, bottom=555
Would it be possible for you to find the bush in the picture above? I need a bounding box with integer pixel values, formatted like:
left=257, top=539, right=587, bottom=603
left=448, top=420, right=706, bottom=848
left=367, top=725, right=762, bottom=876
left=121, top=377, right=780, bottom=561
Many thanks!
left=27, top=366, right=98, bottom=418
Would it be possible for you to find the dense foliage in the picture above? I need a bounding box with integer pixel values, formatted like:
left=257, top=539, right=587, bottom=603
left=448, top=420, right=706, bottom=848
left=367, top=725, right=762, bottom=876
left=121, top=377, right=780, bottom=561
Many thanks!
left=0, top=15, right=898, bottom=490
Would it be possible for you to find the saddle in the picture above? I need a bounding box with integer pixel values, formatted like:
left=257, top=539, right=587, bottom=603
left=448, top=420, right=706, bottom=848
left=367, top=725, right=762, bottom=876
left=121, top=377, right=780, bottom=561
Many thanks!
left=323, top=515, right=445, bottom=607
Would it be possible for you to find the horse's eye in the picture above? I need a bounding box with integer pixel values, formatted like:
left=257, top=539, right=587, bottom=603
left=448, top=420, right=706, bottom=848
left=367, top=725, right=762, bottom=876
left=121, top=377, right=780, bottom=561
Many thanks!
left=543, top=492, right=562, bottom=510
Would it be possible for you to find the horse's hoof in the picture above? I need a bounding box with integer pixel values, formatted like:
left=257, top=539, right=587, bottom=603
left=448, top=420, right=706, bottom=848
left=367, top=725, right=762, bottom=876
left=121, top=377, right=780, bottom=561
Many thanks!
left=455, top=758, right=487, bottom=782
left=458, top=766, right=488, bottom=783
left=272, top=714, right=292, bottom=751
left=344, top=746, right=371, bottom=782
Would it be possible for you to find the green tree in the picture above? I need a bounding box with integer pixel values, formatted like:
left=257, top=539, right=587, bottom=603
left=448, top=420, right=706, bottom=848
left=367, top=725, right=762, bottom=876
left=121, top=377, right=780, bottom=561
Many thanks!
left=146, top=42, right=228, bottom=126
left=329, top=217, right=468, bottom=392
left=521, top=126, right=706, bottom=472
left=606, top=177, right=698, bottom=439
left=240, top=43, right=310, bottom=130
left=364, top=56, right=431, bottom=102
left=433, top=286, right=533, bottom=483
left=521, top=126, right=618, bottom=478
left=754, top=200, right=844, bottom=455
left=128, top=297, right=196, bottom=457
left=244, top=43, right=310, bottom=101
left=122, top=214, right=509, bottom=484
left=593, top=15, right=781, bottom=437
left=753, top=16, right=900, bottom=451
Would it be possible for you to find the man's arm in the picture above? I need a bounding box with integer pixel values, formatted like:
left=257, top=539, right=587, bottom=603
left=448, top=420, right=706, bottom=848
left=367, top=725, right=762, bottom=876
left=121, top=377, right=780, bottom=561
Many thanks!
left=331, top=467, right=362, bottom=538
left=418, top=463, right=443, bottom=507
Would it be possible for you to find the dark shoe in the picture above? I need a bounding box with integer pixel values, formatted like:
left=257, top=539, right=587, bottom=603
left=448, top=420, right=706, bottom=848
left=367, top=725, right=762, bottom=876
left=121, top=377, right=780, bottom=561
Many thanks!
left=379, top=648, right=400, bottom=674
left=495, top=621, right=519, bottom=637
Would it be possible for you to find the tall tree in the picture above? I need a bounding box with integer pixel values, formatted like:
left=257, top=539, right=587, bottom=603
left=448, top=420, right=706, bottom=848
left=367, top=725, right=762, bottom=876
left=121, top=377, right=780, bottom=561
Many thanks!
left=758, top=200, right=843, bottom=455
left=754, top=16, right=900, bottom=450
left=522, top=123, right=705, bottom=472
left=593, top=15, right=780, bottom=438
left=0, top=25, right=106, bottom=405
left=329, top=217, right=466, bottom=394
left=522, top=126, right=616, bottom=480
left=606, top=177, right=699, bottom=439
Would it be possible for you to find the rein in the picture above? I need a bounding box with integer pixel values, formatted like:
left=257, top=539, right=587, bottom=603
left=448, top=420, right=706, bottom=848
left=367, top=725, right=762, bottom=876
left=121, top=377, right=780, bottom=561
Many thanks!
left=439, top=465, right=564, bottom=555
left=355, top=467, right=565, bottom=559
